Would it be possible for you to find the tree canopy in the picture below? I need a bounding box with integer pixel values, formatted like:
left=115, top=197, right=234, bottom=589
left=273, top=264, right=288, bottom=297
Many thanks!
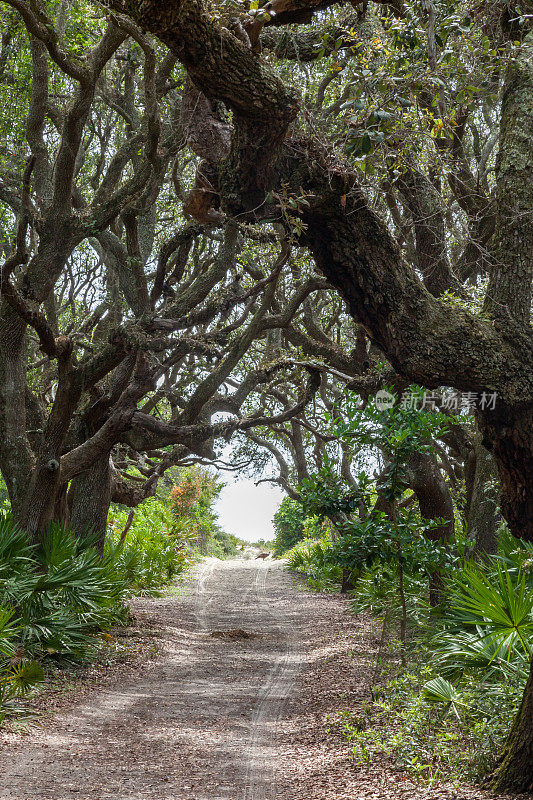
left=0, top=0, right=532, bottom=789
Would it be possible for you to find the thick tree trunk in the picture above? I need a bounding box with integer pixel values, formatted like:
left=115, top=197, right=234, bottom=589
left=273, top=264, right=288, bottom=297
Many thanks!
left=21, top=339, right=78, bottom=539
left=375, top=455, right=454, bottom=605
left=53, top=482, right=70, bottom=527
left=477, top=29, right=533, bottom=559
left=466, top=431, right=500, bottom=558
left=396, top=167, right=462, bottom=297
left=68, top=454, right=112, bottom=550
left=490, top=658, right=533, bottom=793
left=0, top=305, right=35, bottom=521
left=341, top=569, right=356, bottom=593
left=478, top=409, right=533, bottom=546
left=405, top=452, right=454, bottom=606
left=114, top=0, right=299, bottom=211
left=287, top=153, right=533, bottom=544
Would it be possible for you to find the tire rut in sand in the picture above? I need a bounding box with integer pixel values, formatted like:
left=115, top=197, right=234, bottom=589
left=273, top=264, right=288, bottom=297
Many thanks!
left=0, top=559, right=302, bottom=800
left=244, top=563, right=302, bottom=800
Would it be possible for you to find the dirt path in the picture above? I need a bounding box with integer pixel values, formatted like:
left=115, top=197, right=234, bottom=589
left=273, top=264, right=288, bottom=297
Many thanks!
left=0, top=559, right=527, bottom=800
left=0, top=560, right=305, bottom=800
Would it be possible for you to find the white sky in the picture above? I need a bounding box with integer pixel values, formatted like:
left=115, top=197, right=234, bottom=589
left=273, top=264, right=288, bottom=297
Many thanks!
left=215, top=479, right=285, bottom=543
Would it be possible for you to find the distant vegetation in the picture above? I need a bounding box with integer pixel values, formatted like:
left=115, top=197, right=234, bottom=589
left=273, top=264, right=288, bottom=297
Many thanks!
left=272, top=498, right=327, bottom=558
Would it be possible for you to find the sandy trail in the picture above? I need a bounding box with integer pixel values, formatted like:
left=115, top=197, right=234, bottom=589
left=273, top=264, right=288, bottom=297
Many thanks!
left=2, top=559, right=520, bottom=800
left=0, top=559, right=304, bottom=800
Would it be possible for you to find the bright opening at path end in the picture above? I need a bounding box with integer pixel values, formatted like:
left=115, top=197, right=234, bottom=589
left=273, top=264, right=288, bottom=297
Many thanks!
left=216, top=480, right=284, bottom=543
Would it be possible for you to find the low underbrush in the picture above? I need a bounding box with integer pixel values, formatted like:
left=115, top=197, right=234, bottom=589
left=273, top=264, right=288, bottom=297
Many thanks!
left=286, top=530, right=533, bottom=786
left=108, top=499, right=197, bottom=594
left=0, top=509, right=194, bottom=725
left=284, top=536, right=343, bottom=592
left=339, top=664, right=521, bottom=785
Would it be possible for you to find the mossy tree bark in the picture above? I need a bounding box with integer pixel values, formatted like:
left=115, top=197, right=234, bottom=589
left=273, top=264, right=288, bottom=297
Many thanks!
left=466, top=431, right=500, bottom=559
left=405, top=452, right=454, bottom=606
left=68, top=455, right=112, bottom=551
left=113, top=0, right=299, bottom=210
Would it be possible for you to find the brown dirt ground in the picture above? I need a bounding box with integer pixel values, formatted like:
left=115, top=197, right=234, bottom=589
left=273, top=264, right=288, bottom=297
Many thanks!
left=0, top=559, right=530, bottom=800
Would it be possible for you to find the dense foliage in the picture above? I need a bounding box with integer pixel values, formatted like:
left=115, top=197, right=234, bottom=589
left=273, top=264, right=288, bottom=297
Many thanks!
left=272, top=497, right=325, bottom=556
left=337, top=537, right=533, bottom=784
left=0, top=515, right=128, bottom=720
left=107, top=498, right=196, bottom=594
left=279, top=392, right=533, bottom=785
left=169, top=466, right=239, bottom=557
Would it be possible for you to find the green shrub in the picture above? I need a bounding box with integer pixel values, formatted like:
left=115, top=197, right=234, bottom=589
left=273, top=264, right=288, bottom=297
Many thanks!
left=273, top=499, right=306, bottom=556
left=167, top=466, right=229, bottom=555
left=209, top=529, right=239, bottom=558
left=107, top=498, right=196, bottom=593
left=0, top=653, right=44, bottom=724
left=339, top=665, right=521, bottom=784
left=0, top=514, right=134, bottom=721
left=427, top=558, right=533, bottom=682
left=497, top=525, right=533, bottom=585
left=284, top=537, right=343, bottom=591
left=349, top=564, right=430, bottom=625
left=0, top=498, right=200, bottom=725
left=0, top=515, right=129, bottom=660
left=338, top=554, right=532, bottom=784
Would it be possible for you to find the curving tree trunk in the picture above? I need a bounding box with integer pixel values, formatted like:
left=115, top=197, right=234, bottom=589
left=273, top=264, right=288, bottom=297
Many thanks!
left=405, top=452, right=454, bottom=606
left=0, top=306, right=34, bottom=521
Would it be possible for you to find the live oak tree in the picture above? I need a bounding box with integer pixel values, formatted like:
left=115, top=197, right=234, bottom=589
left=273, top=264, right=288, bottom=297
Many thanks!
left=0, top=5, right=325, bottom=549
left=0, top=0, right=532, bottom=789
left=88, top=0, right=531, bottom=785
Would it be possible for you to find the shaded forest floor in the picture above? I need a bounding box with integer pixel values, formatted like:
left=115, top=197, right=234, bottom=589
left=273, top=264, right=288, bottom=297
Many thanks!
left=0, top=559, right=530, bottom=800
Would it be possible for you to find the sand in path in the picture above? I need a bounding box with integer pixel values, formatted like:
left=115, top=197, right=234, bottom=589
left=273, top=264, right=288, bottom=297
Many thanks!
left=0, top=559, right=302, bottom=800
